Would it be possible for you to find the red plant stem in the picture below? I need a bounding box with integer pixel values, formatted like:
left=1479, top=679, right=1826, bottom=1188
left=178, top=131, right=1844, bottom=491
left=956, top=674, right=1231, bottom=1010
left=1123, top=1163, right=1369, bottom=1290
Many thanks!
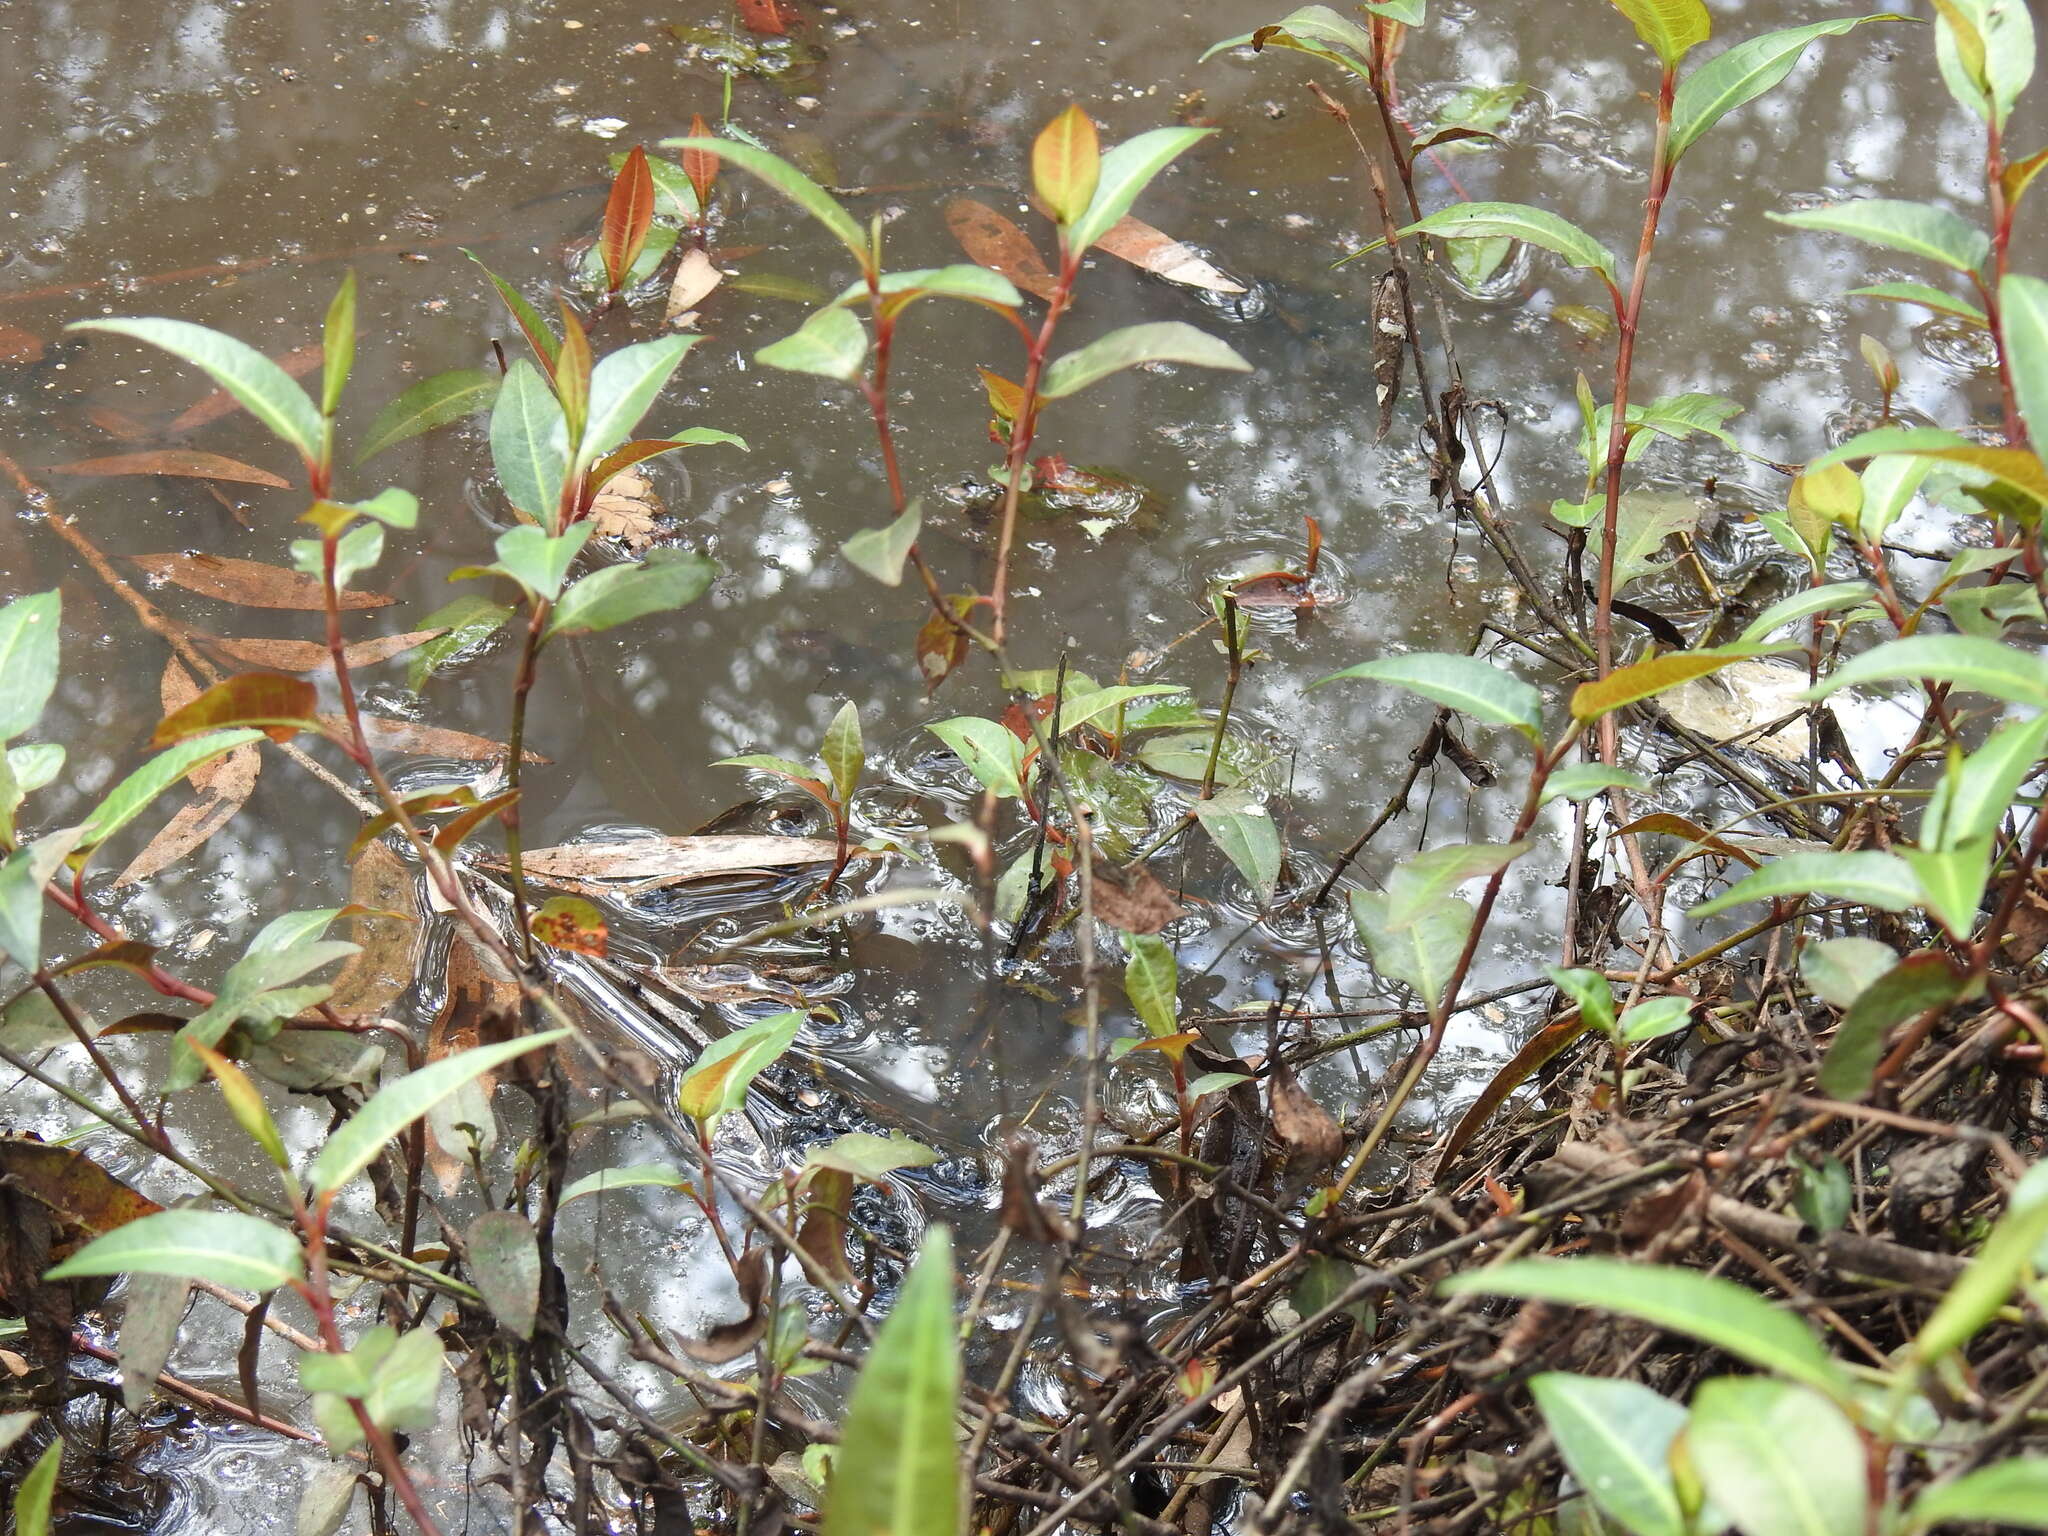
left=34, top=972, right=164, bottom=1152
left=501, top=601, right=550, bottom=959
left=989, top=252, right=1080, bottom=650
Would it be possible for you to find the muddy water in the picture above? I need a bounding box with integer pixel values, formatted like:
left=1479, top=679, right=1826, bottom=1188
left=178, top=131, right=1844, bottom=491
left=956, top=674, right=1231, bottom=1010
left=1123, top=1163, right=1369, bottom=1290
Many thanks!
left=0, top=0, right=2026, bottom=1528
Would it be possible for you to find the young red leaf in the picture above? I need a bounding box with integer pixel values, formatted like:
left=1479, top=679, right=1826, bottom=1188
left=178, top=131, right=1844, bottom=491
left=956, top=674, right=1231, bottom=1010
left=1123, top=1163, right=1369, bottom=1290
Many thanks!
left=683, top=115, right=719, bottom=217
left=601, top=145, right=656, bottom=295
left=152, top=672, right=322, bottom=746
left=1033, top=105, right=1101, bottom=228
left=736, top=0, right=796, bottom=35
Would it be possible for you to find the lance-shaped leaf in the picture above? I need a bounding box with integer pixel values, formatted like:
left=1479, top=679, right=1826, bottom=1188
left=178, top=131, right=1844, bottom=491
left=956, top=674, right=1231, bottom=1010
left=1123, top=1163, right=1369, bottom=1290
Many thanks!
left=1808, top=633, right=2048, bottom=709
left=1807, top=425, right=2048, bottom=510
left=1770, top=198, right=1991, bottom=274
left=45, top=1208, right=304, bottom=1292
left=1347, top=201, right=1619, bottom=289
left=927, top=717, right=1026, bottom=800
left=309, top=1029, right=571, bottom=1196
left=357, top=367, right=499, bottom=464
left=586, top=428, right=747, bottom=493
left=546, top=548, right=717, bottom=638
left=459, top=523, right=592, bottom=604
left=1689, top=849, right=1923, bottom=918
left=1932, top=0, right=2035, bottom=129
left=1910, top=1459, right=2048, bottom=1531
left=72, top=732, right=263, bottom=856
left=1386, top=842, right=1528, bottom=928
left=1202, top=5, right=1376, bottom=68
left=0, top=829, right=83, bottom=972
left=1687, top=1377, right=1867, bottom=1536
left=1313, top=652, right=1543, bottom=741
left=1608, top=0, right=1710, bottom=66
left=1350, top=889, right=1473, bottom=1009
left=0, top=591, right=61, bottom=744
left=559, top=1164, right=693, bottom=1206
left=843, top=499, right=922, bottom=586
left=1540, top=763, right=1651, bottom=804
left=581, top=335, right=699, bottom=467
left=832, top=266, right=1025, bottom=316
left=1736, top=581, right=1876, bottom=643
left=69, top=318, right=325, bottom=466
left=1121, top=932, right=1179, bottom=1037
left=601, top=145, right=656, bottom=293
left=1924, top=710, right=2048, bottom=851
left=2002, top=272, right=2048, bottom=448
left=1670, top=17, right=1906, bottom=162
left=1530, top=1374, right=1692, bottom=1536
left=1068, top=126, right=1214, bottom=256
left=1912, top=1161, right=2048, bottom=1363
left=1034, top=105, right=1101, bottom=226
left=490, top=359, right=569, bottom=520
left=1040, top=321, right=1251, bottom=398
left=1848, top=279, right=1990, bottom=326
left=321, top=271, right=356, bottom=419
left=822, top=1227, right=963, bottom=1536
left=1817, top=950, right=1972, bottom=1100
left=465, top=251, right=560, bottom=373
left=661, top=136, right=870, bottom=266
left=679, top=1009, right=803, bottom=1126
left=821, top=701, right=864, bottom=805
left=758, top=306, right=869, bottom=382
left=1571, top=647, right=1754, bottom=721
left=152, top=673, right=321, bottom=746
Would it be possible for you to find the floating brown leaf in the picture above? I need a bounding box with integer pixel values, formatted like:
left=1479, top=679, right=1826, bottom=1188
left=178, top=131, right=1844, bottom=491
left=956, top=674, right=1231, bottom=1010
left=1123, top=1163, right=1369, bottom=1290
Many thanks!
left=493, top=833, right=856, bottom=896
left=1371, top=270, right=1406, bottom=444
left=1269, top=1064, right=1342, bottom=1176
left=1090, top=860, right=1182, bottom=934
left=916, top=600, right=972, bottom=695
left=160, top=657, right=253, bottom=794
left=44, top=450, right=290, bottom=489
left=113, top=742, right=258, bottom=886
left=329, top=714, right=543, bottom=764
left=0, top=324, right=45, bottom=365
left=588, top=464, right=662, bottom=553
left=679, top=1245, right=771, bottom=1362
left=666, top=248, right=724, bottom=326
left=168, top=343, right=322, bottom=434
left=736, top=0, right=797, bottom=36
left=326, top=841, right=420, bottom=1017
left=0, top=1138, right=164, bottom=1242
left=130, top=552, right=393, bottom=611
left=1095, top=215, right=1246, bottom=294
left=944, top=197, right=1057, bottom=301
left=205, top=629, right=441, bottom=673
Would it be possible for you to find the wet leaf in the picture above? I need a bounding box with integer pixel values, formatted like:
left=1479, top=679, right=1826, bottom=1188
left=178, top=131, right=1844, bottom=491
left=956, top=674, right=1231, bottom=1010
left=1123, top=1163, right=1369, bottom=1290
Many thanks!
left=737, top=0, right=796, bottom=36
left=530, top=895, right=607, bottom=957
left=1771, top=198, right=1991, bottom=274
left=295, top=1464, right=359, bottom=1536
left=1094, top=216, right=1245, bottom=293
left=46, top=1208, right=304, bottom=1292
left=1606, top=0, right=1710, bottom=66
left=1194, top=790, right=1281, bottom=904
left=661, top=136, right=869, bottom=266
left=916, top=601, right=972, bottom=694
left=0, top=1139, right=164, bottom=1239
left=350, top=714, right=536, bottom=763
left=1810, top=425, right=2048, bottom=507
left=1529, top=1373, right=1690, bottom=1536
left=548, top=547, right=717, bottom=637
left=1088, top=861, right=1181, bottom=934
left=798, top=1165, right=857, bottom=1285
left=153, top=672, right=320, bottom=746
left=74, top=731, right=264, bottom=864
left=205, top=628, right=442, bottom=674
left=1121, top=932, right=1179, bottom=1037
left=465, top=251, right=560, bottom=374
left=0, top=324, right=46, bottom=364
left=805, top=1131, right=940, bottom=1182
left=682, top=114, right=719, bottom=211
left=678, top=1009, right=802, bottom=1126
left=119, top=1273, right=190, bottom=1415
left=602, top=145, right=656, bottom=293
left=356, top=367, right=498, bottom=465
left=1688, top=1377, right=1866, bottom=1536
left=1817, top=951, right=1971, bottom=1100
left=1270, top=1065, right=1342, bottom=1174
left=821, top=701, right=864, bottom=805
left=44, top=449, right=290, bottom=488
left=489, top=359, right=569, bottom=521
left=558, top=1164, right=692, bottom=1206
left=587, top=463, right=663, bottom=553
left=583, top=335, right=699, bottom=466
left=822, top=1227, right=963, bottom=1536
left=466, top=1211, right=540, bottom=1339
left=500, top=833, right=851, bottom=894
left=1355, top=200, right=1618, bottom=288
left=1039, top=321, right=1251, bottom=399
left=1539, top=764, right=1650, bottom=804
left=245, top=1029, right=384, bottom=1093
left=1349, top=889, right=1472, bottom=1008
left=1438, top=1012, right=1590, bottom=1171
left=929, top=716, right=1026, bottom=799
left=1691, top=849, right=1921, bottom=918
left=1314, top=651, right=1542, bottom=741
left=843, top=499, right=922, bottom=585
left=1659, top=658, right=1811, bottom=763
left=1811, top=633, right=2048, bottom=708
left=325, top=842, right=418, bottom=1016
left=69, top=317, right=325, bottom=465
left=129, top=552, right=391, bottom=611
left=1070, top=126, right=1214, bottom=257
left=0, top=591, right=61, bottom=744
left=309, top=1030, right=569, bottom=1196
left=1387, top=841, right=1528, bottom=926
left=943, top=197, right=1057, bottom=301
left=1571, top=648, right=1752, bottom=721
left=1034, top=105, right=1101, bottom=227
left=666, top=247, right=724, bottom=324
left=113, top=729, right=259, bottom=886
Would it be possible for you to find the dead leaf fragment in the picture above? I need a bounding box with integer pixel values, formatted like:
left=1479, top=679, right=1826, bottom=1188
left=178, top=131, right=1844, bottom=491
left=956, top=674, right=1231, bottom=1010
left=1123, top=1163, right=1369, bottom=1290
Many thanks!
left=944, top=197, right=1057, bottom=301
left=326, top=841, right=421, bottom=1017
left=588, top=465, right=662, bottom=553
left=424, top=934, right=522, bottom=1193
left=205, top=628, right=443, bottom=673
left=337, top=714, right=545, bottom=764
left=1095, top=216, right=1245, bottom=294
left=496, top=833, right=861, bottom=895
left=130, top=552, right=392, bottom=611
left=1089, top=860, right=1182, bottom=934
left=0, top=324, right=45, bottom=364
left=45, top=450, right=290, bottom=489
left=160, top=656, right=255, bottom=794
left=666, top=248, right=724, bottom=326
left=1270, top=1065, right=1342, bottom=1176
left=1371, top=270, right=1406, bottom=444
left=1660, top=659, right=1811, bottom=763
left=680, top=1245, right=771, bottom=1362
left=112, top=756, right=257, bottom=886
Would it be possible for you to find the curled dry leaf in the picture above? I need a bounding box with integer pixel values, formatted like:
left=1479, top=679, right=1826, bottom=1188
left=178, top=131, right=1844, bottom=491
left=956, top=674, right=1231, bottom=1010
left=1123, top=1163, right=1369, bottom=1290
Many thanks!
left=492, top=833, right=860, bottom=895
left=666, top=248, right=724, bottom=327
left=588, top=464, right=663, bottom=553
left=680, top=1245, right=771, bottom=1362
left=130, top=553, right=393, bottom=611
left=1095, top=216, right=1246, bottom=294
left=44, top=450, right=291, bottom=489
left=1371, top=270, right=1406, bottom=444
left=1089, top=860, right=1182, bottom=935
left=797, top=1166, right=857, bottom=1284
left=205, top=629, right=443, bottom=674
left=1269, top=1064, right=1343, bottom=1177
left=944, top=197, right=1057, bottom=301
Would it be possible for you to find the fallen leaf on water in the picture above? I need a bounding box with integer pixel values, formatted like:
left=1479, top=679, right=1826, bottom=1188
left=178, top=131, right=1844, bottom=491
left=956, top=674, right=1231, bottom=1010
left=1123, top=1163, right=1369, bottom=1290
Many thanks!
left=331, top=714, right=546, bottom=764
left=168, top=343, right=323, bottom=434
left=205, top=629, right=443, bottom=673
left=131, top=552, right=393, bottom=611
left=1095, top=216, right=1246, bottom=294
left=588, top=464, right=662, bottom=553
left=666, top=248, right=724, bottom=326
left=113, top=739, right=259, bottom=887
left=0, top=325, right=47, bottom=364
left=490, top=833, right=859, bottom=895
left=1659, top=658, right=1810, bottom=763
left=0, top=1138, right=164, bottom=1242
left=44, top=450, right=290, bottom=489
left=83, top=405, right=153, bottom=441
left=944, top=197, right=1057, bottom=301
left=424, top=934, right=522, bottom=1194
left=737, top=0, right=798, bottom=35
left=326, top=840, right=421, bottom=1017
left=159, top=656, right=260, bottom=796
left=1270, top=1064, right=1343, bottom=1176
left=1089, top=860, right=1182, bottom=934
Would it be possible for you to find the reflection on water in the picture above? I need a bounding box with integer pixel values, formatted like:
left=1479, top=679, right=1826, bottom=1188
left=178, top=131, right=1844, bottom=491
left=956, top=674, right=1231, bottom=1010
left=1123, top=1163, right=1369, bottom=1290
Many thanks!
left=0, top=0, right=2029, bottom=1527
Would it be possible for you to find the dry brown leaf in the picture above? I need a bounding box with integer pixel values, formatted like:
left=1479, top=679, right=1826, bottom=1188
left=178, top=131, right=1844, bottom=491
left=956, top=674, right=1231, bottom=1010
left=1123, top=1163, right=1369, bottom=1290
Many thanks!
left=0, top=1137, right=165, bottom=1238
left=425, top=934, right=523, bottom=1194
left=588, top=465, right=662, bottom=553
left=0, top=324, right=45, bottom=365
left=495, top=833, right=857, bottom=895
left=205, top=629, right=442, bottom=673
left=326, top=840, right=421, bottom=1017
left=112, top=753, right=257, bottom=887
left=1371, top=269, right=1406, bottom=444
left=666, top=248, right=724, bottom=326
left=158, top=656, right=260, bottom=796
left=1094, top=216, right=1246, bottom=294
left=944, top=197, right=1057, bottom=301
left=1089, top=860, right=1182, bottom=934
left=131, top=552, right=393, bottom=611
left=44, top=450, right=290, bottom=488
left=1660, top=659, right=1810, bottom=763
left=998, top=1135, right=1075, bottom=1244
left=334, top=714, right=545, bottom=764
left=680, top=1245, right=772, bottom=1362
left=168, top=343, right=323, bottom=434
left=1270, top=1064, right=1343, bottom=1176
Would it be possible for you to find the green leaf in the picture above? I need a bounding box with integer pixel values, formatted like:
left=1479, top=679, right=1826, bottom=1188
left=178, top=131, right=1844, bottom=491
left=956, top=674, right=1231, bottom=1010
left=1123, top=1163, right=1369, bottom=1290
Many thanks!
left=843, top=499, right=922, bottom=586
left=1202, top=6, right=1376, bottom=68
left=0, top=829, right=81, bottom=974
left=1689, top=849, right=1923, bottom=918
left=0, top=1411, right=39, bottom=1459
left=1802, top=937, right=1899, bottom=1008
left=1540, top=764, right=1651, bottom=805
left=1910, top=1459, right=2048, bottom=1531
left=805, top=1131, right=940, bottom=1182
left=1925, top=711, right=2048, bottom=851
left=1529, top=1373, right=1689, bottom=1536
left=1847, top=279, right=1989, bottom=326
left=1387, top=842, right=1528, bottom=927
left=927, top=717, right=1026, bottom=800
left=1313, top=652, right=1543, bottom=741
left=1817, top=951, right=1972, bottom=1099
left=1438, top=1257, right=1851, bottom=1400
left=489, top=359, right=569, bottom=521
left=1597, top=489, right=1702, bottom=590
left=1769, top=199, right=1991, bottom=274
left=1808, top=633, right=2048, bottom=709
left=679, top=1010, right=803, bottom=1126
left=465, top=251, right=561, bottom=372
left=1194, top=790, right=1282, bottom=905
left=1736, top=581, right=1876, bottom=643
left=559, top=1164, right=692, bottom=1206
left=1620, top=995, right=1695, bottom=1042
left=1608, top=0, right=1710, bottom=66
left=409, top=594, right=514, bottom=689
left=661, top=137, right=870, bottom=266
left=1034, top=105, right=1101, bottom=227
left=1808, top=425, right=2048, bottom=507
left=302, top=1325, right=445, bottom=1450
left=1904, top=839, right=1994, bottom=939
left=822, top=701, right=864, bottom=805
left=478, top=523, right=593, bottom=603
left=831, top=265, right=1023, bottom=312
left=74, top=731, right=266, bottom=853
left=45, top=1208, right=304, bottom=1292
left=1686, top=1377, right=1867, bottom=1536
left=289, top=522, right=383, bottom=591
left=1932, top=0, right=2035, bottom=128
left=321, top=270, right=356, bottom=419
left=1669, top=17, right=1905, bottom=161
left=1913, top=1163, right=2048, bottom=1362
left=356, top=368, right=499, bottom=465
left=546, top=548, right=718, bottom=638
left=1349, top=889, right=1473, bottom=1009
left=1856, top=454, right=1934, bottom=544
left=1790, top=1152, right=1853, bottom=1233
left=69, top=318, right=324, bottom=465
left=1571, top=647, right=1752, bottom=722
left=2003, top=273, right=2048, bottom=448
left=0, top=590, right=61, bottom=743
left=466, top=1210, right=541, bottom=1339
left=1039, top=321, right=1251, bottom=399
left=1361, top=201, right=1618, bottom=288
left=14, top=1439, right=60, bottom=1536
left=1549, top=966, right=1618, bottom=1037
left=1122, top=932, right=1179, bottom=1037
left=1069, top=126, right=1214, bottom=256
left=308, top=1029, right=569, bottom=1196
left=822, top=1226, right=963, bottom=1536
left=582, top=335, right=699, bottom=466
left=757, top=306, right=869, bottom=382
